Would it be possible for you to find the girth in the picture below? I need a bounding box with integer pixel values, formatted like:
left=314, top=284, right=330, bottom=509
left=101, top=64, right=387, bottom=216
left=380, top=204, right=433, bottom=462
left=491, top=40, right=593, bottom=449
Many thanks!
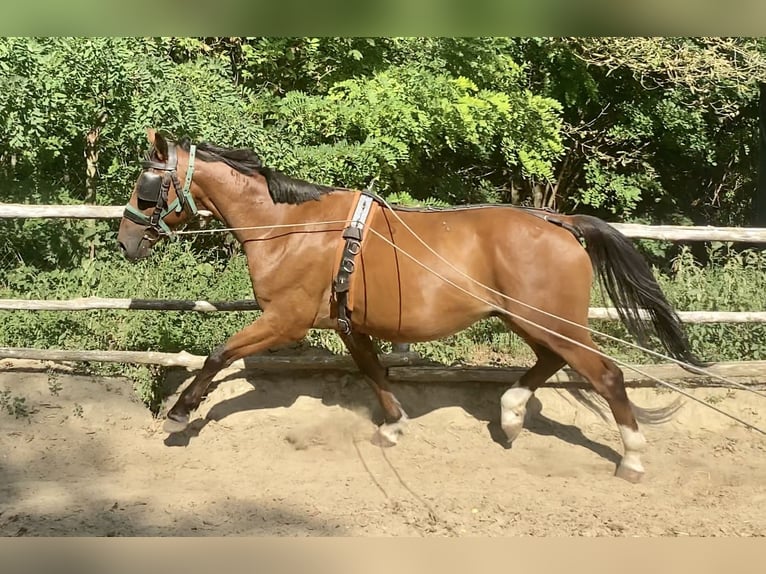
left=333, top=186, right=379, bottom=334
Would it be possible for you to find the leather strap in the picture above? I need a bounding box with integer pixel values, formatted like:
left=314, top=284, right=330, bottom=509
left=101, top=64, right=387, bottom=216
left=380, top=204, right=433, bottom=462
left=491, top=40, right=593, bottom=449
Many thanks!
left=333, top=187, right=378, bottom=334
left=124, top=143, right=198, bottom=237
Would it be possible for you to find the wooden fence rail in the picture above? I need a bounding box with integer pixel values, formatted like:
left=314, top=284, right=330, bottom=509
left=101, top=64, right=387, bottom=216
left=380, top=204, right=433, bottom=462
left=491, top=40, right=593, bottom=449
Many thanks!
left=0, top=347, right=420, bottom=370
left=3, top=203, right=766, bottom=242
left=0, top=298, right=263, bottom=313
left=1, top=298, right=764, bottom=323
left=0, top=204, right=214, bottom=220
left=610, top=223, right=766, bottom=243
left=1, top=347, right=764, bottom=388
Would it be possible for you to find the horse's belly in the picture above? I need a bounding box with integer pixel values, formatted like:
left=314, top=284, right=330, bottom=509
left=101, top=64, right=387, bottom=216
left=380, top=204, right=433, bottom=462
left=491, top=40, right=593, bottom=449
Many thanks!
left=360, top=310, right=489, bottom=343
left=350, top=259, right=493, bottom=342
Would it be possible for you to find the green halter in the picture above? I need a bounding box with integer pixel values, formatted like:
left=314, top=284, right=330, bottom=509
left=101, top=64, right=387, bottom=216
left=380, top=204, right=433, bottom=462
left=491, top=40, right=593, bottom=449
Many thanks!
left=123, top=143, right=198, bottom=236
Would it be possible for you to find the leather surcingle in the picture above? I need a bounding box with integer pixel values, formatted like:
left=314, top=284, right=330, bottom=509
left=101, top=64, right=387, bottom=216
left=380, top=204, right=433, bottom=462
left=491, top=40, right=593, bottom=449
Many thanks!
left=333, top=184, right=379, bottom=334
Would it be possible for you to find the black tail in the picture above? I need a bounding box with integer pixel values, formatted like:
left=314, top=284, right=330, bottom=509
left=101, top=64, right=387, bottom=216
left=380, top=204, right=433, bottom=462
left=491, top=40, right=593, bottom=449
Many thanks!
left=563, top=388, right=686, bottom=425
left=568, top=214, right=705, bottom=367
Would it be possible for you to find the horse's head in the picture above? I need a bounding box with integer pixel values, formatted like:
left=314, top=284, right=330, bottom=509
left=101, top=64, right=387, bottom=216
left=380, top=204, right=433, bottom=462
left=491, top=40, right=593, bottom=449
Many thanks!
left=117, top=129, right=200, bottom=261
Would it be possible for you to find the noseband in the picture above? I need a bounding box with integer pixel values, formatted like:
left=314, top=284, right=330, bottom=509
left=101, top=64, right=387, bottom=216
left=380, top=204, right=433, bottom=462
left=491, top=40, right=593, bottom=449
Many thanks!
left=123, top=142, right=198, bottom=237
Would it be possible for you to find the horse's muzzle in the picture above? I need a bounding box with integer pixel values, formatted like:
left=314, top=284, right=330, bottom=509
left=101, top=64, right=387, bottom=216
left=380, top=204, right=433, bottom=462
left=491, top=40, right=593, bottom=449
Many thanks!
left=117, top=238, right=152, bottom=262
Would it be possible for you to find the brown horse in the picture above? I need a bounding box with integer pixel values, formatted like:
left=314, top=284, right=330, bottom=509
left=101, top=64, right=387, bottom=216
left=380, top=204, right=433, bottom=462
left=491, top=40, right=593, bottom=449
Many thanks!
left=117, top=130, right=701, bottom=483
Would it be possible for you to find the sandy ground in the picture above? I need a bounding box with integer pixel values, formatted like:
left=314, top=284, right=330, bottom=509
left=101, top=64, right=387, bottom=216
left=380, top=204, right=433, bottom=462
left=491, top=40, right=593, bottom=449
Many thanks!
left=1, top=360, right=765, bottom=537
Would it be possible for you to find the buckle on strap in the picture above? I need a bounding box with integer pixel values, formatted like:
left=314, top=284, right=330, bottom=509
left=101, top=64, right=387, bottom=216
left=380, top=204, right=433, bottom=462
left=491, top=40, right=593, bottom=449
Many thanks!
left=337, top=317, right=351, bottom=335
left=341, top=257, right=355, bottom=273
left=347, top=241, right=361, bottom=255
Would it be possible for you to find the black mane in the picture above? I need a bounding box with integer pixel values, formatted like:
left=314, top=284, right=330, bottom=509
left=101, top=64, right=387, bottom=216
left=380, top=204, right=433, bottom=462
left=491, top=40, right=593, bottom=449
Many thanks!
left=176, top=137, right=335, bottom=205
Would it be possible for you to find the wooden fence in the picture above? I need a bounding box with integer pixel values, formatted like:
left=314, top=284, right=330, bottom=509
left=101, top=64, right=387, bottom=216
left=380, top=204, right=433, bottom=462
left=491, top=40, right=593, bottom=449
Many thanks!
left=1, top=203, right=765, bottom=387
left=1, top=297, right=765, bottom=324
left=1, top=346, right=764, bottom=389
left=3, top=202, right=766, bottom=242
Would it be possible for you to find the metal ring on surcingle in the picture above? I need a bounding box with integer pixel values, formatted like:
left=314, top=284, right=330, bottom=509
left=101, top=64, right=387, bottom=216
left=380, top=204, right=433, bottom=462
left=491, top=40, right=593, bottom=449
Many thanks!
left=348, top=240, right=361, bottom=255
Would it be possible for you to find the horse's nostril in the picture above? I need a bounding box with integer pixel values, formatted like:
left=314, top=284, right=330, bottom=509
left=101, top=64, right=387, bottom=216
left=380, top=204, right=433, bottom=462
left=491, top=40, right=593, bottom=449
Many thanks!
left=118, top=241, right=127, bottom=253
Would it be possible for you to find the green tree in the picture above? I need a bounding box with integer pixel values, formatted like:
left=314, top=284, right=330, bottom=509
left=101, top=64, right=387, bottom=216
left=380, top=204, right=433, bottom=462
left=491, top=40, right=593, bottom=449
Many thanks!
left=519, top=37, right=766, bottom=225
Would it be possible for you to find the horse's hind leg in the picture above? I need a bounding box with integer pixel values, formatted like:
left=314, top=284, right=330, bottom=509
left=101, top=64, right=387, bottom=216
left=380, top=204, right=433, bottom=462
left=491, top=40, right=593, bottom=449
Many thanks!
left=339, top=331, right=407, bottom=446
left=500, top=343, right=565, bottom=444
left=548, top=337, right=647, bottom=483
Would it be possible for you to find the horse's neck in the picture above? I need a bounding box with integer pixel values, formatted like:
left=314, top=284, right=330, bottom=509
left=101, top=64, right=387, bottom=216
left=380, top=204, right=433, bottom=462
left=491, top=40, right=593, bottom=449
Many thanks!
left=229, top=190, right=355, bottom=295
left=197, top=172, right=281, bottom=233
left=204, top=182, right=353, bottom=243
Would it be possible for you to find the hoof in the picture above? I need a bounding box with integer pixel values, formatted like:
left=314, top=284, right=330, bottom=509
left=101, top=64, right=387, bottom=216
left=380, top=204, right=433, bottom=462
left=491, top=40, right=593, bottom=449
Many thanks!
left=371, top=429, right=397, bottom=448
left=371, top=418, right=406, bottom=448
left=615, top=464, right=645, bottom=484
left=501, top=421, right=523, bottom=444
left=163, top=414, right=189, bottom=434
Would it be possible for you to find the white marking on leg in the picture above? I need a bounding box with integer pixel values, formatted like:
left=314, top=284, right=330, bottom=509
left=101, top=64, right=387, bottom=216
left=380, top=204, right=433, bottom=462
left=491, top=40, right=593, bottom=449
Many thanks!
left=618, top=425, right=647, bottom=473
left=376, top=411, right=409, bottom=445
left=501, top=385, right=532, bottom=443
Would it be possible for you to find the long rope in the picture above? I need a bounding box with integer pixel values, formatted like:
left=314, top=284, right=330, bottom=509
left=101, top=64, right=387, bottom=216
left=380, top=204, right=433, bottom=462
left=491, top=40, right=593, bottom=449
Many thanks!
left=371, top=196, right=766, bottom=400
left=365, top=227, right=766, bottom=436
left=172, top=219, right=350, bottom=236
left=167, top=209, right=765, bottom=432
left=173, top=210, right=762, bottom=396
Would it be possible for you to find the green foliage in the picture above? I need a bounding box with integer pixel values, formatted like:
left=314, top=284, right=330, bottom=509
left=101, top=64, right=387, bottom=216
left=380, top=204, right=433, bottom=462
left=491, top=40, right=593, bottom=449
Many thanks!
left=265, top=65, right=562, bottom=203
left=1, top=38, right=165, bottom=197
left=413, top=319, right=536, bottom=367
left=0, top=240, right=256, bottom=407
left=519, top=37, right=764, bottom=224
left=0, top=241, right=254, bottom=353
left=0, top=388, right=32, bottom=419
left=659, top=245, right=766, bottom=361
left=384, top=191, right=448, bottom=208
left=1, top=37, right=765, bottom=408
left=3, top=36, right=763, bottom=223
left=587, top=244, right=766, bottom=363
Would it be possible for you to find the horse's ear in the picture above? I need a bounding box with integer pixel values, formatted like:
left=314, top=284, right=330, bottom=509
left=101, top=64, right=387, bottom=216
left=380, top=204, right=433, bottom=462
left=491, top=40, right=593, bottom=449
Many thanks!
left=147, top=129, right=168, bottom=161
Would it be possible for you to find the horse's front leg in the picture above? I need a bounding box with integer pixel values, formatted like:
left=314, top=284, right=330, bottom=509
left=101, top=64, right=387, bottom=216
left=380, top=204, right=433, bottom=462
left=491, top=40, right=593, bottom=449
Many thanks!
left=164, top=312, right=309, bottom=433
left=339, top=331, right=408, bottom=446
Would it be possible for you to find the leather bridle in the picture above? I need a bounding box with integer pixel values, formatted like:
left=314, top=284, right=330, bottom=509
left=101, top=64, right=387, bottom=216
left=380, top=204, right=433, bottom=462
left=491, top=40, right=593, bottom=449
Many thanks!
left=123, top=142, right=198, bottom=239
